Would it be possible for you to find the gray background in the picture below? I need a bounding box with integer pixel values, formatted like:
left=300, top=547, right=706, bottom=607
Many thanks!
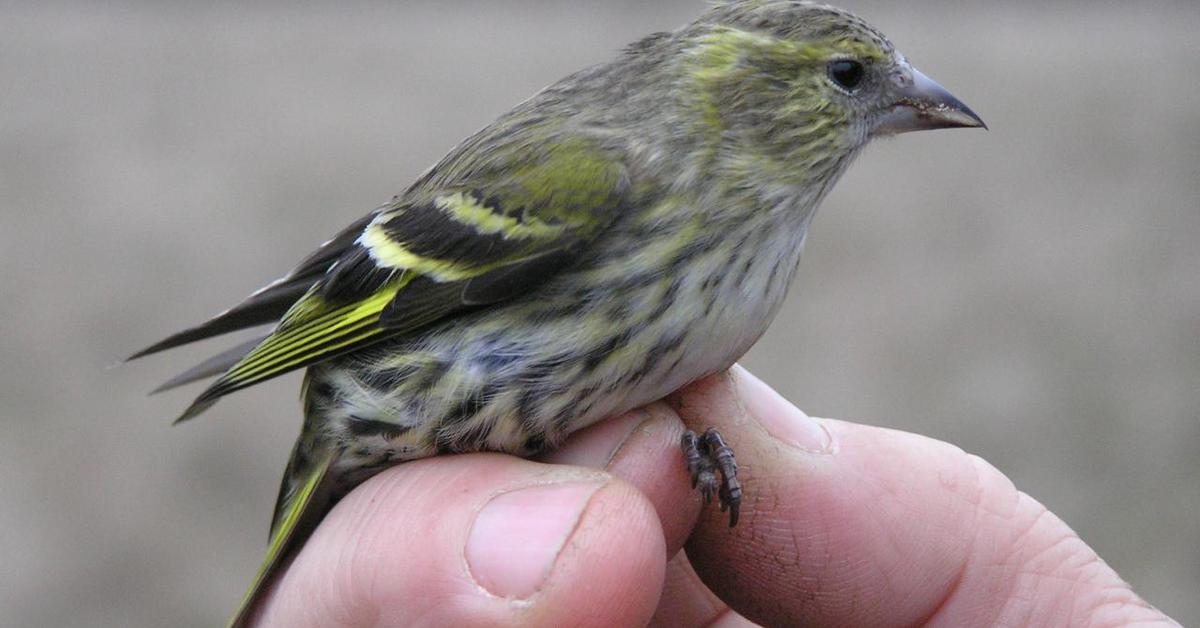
left=2, top=1, right=1197, bottom=626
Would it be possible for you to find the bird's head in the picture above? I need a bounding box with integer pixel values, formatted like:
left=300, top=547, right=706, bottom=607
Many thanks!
left=674, top=1, right=984, bottom=187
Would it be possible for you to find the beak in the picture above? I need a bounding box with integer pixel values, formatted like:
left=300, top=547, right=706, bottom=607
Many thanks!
left=873, top=68, right=986, bottom=136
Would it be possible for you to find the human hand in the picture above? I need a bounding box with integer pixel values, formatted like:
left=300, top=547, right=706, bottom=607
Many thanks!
left=248, top=367, right=1179, bottom=627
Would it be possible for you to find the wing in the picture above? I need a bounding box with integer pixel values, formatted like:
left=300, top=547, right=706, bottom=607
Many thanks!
left=128, top=214, right=373, bottom=361
left=156, top=135, right=628, bottom=423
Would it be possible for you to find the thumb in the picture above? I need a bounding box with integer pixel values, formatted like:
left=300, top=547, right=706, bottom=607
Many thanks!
left=252, top=454, right=665, bottom=627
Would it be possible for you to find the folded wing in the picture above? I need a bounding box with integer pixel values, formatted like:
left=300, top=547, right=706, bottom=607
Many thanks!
left=131, top=135, right=629, bottom=423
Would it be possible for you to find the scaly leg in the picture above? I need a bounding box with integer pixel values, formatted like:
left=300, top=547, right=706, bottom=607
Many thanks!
left=681, top=428, right=741, bottom=527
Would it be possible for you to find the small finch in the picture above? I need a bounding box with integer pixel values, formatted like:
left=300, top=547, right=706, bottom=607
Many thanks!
left=131, top=1, right=984, bottom=625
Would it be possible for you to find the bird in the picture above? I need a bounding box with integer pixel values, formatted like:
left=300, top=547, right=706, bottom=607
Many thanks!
left=130, top=2, right=984, bottom=625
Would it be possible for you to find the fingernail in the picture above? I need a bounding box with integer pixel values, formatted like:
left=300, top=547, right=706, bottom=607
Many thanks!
left=537, top=410, right=647, bottom=469
left=466, top=481, right=604, bottom=598
left=734, top=366, right=832, bottom=453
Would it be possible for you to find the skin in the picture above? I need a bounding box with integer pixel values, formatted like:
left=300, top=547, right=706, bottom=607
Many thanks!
left=247, top=367, right=1180, bottom=627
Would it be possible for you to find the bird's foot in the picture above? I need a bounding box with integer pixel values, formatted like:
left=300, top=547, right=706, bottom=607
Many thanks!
left=681, top=428, right=741, bottom=527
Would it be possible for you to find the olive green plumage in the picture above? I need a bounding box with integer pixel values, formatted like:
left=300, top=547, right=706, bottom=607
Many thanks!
left=131, top=2, right=983, bottom=625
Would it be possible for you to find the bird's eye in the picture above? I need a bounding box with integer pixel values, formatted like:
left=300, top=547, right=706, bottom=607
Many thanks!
left=828, top=59, right=865, bottom=92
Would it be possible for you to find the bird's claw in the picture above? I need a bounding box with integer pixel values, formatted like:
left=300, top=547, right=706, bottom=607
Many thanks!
left=681, top=428, right=741, bottom=527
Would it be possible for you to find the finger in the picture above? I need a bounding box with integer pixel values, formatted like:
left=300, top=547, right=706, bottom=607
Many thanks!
left=650, top=550, right=761, bottom=628
left=674, top=366, right=1175, bottom=627
left=252, top=454, right=666, bottom=627
left=540, top=402, right=703, bottom=556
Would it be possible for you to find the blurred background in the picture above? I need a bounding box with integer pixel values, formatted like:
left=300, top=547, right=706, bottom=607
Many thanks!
left=2, top=1, right=1197, bottom=625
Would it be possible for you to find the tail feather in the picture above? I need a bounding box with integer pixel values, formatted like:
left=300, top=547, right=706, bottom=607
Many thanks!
left=228, top=443, right=341, bottom=628
left=150, top=335, right=267, bottom=394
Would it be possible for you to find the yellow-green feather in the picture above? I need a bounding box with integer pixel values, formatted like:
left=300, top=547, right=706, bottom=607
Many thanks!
left=436, top=191, right=567, bottom=239
left=504, top=137, right=625, bottom=223
left=222, top=276, right=411, bottom=385
left=227, top=447, right=338, bottom=628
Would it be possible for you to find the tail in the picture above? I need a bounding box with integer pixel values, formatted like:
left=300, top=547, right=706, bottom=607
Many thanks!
left=228, top=441, right=342, bottom=628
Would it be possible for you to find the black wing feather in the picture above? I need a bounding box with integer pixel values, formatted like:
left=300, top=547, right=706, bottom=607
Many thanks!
left=128, top=214, right=372, bottom=361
